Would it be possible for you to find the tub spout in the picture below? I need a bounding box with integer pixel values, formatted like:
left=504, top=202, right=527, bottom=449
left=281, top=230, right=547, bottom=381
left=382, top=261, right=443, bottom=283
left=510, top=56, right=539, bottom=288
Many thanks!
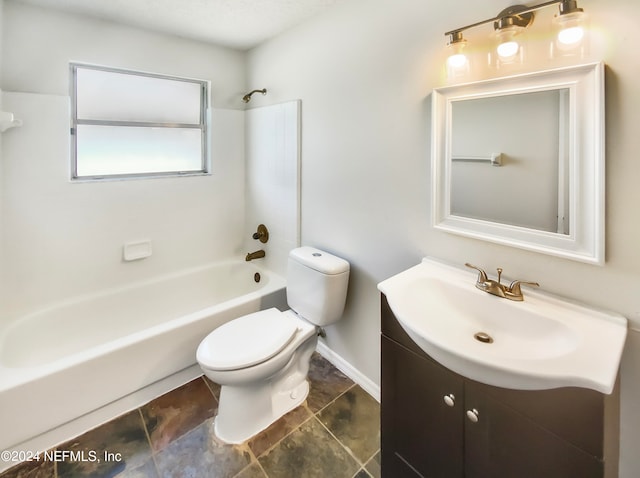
left=245, top=250, right=265, bottom=261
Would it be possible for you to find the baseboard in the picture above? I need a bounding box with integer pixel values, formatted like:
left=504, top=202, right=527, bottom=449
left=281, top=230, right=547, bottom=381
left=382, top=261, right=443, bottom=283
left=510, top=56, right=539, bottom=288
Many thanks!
left=1, top=365, right=202, bottom=473
left=315, top=340, right=380, bottom=403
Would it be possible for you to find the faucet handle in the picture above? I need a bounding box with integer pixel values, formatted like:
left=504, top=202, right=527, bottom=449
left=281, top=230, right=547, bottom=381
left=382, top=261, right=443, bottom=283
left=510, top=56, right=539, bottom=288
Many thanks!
left=507, top=280, right=540, bottom=300
left=465, top=263, right=488, bottom=283
left=252, top=224, right=269, bottom=243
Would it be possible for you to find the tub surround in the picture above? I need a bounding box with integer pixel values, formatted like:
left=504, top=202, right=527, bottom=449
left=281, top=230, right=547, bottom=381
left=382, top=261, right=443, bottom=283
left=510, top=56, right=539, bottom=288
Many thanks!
left=0, top=90, right=247, bottom=320
left=0, top=354, right=381, bottom=478
left=243, top=100, right=301, bottom=277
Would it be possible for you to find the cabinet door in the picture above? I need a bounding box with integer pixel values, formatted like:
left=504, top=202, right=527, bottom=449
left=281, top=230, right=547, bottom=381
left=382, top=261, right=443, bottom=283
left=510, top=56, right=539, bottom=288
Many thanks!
left=464, top=382, right=603, bottom=478
left=382, top=336, right=464, bottom=478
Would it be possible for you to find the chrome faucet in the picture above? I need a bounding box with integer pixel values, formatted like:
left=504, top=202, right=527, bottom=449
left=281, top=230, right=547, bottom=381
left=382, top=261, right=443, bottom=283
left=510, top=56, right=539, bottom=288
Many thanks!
left=465, top=263, right=539, bottom=301
left=245, top=250, right=265, bottom=261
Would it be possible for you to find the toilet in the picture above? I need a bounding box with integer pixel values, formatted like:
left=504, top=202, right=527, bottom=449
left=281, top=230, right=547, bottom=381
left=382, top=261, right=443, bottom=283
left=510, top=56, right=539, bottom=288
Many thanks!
left=196, top=246, right=350, bottom=443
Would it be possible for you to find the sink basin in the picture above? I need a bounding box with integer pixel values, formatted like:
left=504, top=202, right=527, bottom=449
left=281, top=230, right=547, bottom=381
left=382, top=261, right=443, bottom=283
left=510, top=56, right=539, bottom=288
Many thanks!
left=378, top=258, right=627, bottom=393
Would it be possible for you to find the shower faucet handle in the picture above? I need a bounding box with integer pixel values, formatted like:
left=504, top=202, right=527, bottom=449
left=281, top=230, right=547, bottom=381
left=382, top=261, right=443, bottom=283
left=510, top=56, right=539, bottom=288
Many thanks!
left=252, top=224, right=269, bottom=243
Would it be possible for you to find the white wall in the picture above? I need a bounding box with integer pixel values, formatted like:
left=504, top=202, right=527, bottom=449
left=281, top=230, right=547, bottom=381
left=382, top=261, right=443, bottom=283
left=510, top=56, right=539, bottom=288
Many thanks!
left=0, top=2, right=248, bottom=318
left=247, top=0, right=640, bottom=475
left=0, top=0, right=4, bottom=309
left=0, top=0, right=3, bottom=72
left=1, top=1, right=247, bottom=108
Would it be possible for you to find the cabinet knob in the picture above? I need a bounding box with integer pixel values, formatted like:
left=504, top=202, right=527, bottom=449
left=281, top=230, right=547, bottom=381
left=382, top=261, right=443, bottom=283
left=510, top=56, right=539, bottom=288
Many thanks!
left=466, top=408, right=479, bottom=423
left=443, top=394, right=456, bottom=407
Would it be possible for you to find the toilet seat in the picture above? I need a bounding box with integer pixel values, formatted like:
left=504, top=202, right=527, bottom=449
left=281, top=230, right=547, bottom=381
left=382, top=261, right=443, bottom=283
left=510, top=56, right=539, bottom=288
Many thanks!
left=197, top=308, right=299, bottom=371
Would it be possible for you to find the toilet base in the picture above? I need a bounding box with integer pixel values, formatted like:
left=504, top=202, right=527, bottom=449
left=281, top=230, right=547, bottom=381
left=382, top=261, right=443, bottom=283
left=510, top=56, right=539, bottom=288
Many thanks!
left=212, top=335, right=316, bottom=444
left=214, top=379, right=309, bottom=444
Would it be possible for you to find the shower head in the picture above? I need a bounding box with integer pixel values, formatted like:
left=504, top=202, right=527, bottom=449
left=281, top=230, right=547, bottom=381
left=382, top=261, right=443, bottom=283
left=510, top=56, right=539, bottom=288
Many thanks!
left=242, top=88, right=267, bottom=103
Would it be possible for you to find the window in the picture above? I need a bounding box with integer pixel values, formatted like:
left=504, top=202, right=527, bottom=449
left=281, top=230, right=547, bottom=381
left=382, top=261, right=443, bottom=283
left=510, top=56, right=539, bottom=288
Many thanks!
left=70, top=63, right=209, bottom=180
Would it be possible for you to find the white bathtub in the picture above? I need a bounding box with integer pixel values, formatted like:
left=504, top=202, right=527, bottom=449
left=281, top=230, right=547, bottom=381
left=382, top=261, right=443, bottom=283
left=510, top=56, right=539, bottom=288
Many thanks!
left=0, top=259, right=286, bottom=451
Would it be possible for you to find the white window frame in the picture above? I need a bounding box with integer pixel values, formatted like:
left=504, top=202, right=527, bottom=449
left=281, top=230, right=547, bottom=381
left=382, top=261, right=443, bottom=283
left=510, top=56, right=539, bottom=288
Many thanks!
left=70, top=63, right=210, bottom=180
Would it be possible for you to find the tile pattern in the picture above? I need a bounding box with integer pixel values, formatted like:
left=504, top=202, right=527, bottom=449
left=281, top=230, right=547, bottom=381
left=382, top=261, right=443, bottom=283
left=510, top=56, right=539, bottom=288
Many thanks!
left=140, top=379, right=218, bottom=452
left=258, top=418, right=360, bottom=478
left=57, top=410, right=153, bottom=478
left=318, top=386, right=381, bottom=464
left=0, top=460, right=55, bottom=478
left=247, top=406, right=311, bottom=458
left=1, top=353, right=380, bottom=478
left=306, top=353, right=354, bottom=413
left=154, top=421, right=252, bottom=478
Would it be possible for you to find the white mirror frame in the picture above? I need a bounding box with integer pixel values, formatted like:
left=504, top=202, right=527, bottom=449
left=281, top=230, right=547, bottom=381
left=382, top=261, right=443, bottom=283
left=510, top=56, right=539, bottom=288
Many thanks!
left=432, top=62, right=605, bottom=265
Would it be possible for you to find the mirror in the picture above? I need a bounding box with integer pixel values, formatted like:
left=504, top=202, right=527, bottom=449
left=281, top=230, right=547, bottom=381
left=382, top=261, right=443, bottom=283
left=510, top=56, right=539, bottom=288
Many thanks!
left=451, top=88, right=570, bottom=234
left=432, top=62, right=605, bottom=264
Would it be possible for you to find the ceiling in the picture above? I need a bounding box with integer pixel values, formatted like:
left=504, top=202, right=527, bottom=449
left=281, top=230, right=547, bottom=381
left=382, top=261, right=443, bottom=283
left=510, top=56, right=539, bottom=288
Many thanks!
left=13, top=0, right=347, bottom=50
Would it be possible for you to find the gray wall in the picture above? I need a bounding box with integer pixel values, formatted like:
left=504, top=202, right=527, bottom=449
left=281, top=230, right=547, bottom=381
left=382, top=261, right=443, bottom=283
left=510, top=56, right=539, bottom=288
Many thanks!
left=247, top=0, right=640, bottom=475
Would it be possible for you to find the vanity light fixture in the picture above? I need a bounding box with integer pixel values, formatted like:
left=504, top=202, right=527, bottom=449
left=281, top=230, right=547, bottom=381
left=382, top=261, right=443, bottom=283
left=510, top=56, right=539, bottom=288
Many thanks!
left=446, top=31, right=470, bottom=80
left=493, top=5, right=534, bottom=64
left=551, top=0, right=588, bottom=56
left=444, top=0, right=588, bottom=78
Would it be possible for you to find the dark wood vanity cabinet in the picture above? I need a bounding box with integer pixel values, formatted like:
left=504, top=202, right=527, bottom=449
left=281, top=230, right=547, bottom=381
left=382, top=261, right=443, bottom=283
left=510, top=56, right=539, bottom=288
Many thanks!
left=382, top=334, right=464, bottom=477
left=381, top=295, right=618, bottom=478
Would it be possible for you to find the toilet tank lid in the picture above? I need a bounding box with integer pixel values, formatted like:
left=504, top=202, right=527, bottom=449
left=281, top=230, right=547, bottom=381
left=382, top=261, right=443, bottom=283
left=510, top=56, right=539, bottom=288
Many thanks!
left=289, top=247, right=350, bottom=275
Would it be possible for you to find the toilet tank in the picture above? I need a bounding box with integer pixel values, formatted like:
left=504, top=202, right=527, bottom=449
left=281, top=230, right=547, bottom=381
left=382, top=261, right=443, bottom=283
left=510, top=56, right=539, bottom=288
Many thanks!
left=286, top=247, right=350, bottom=326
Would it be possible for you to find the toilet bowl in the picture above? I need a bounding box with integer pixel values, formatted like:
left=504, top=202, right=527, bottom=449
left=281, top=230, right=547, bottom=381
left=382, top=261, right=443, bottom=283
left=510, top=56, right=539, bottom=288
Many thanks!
left=196, top=246, right=350, bottom=444
left=197, top=308, right=317, bottom=443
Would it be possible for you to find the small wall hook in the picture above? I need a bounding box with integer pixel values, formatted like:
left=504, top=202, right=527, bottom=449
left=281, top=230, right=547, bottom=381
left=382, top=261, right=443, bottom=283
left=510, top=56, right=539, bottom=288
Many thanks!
left=0, top=111, right=23, bottom=133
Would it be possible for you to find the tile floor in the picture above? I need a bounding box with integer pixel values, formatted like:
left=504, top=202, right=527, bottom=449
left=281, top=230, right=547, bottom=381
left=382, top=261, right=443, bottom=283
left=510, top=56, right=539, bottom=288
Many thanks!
left=1, top=353, right=380, bottom=478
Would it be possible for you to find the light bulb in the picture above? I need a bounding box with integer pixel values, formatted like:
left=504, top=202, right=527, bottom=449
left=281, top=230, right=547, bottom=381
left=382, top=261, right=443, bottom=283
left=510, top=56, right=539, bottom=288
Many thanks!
left=558, top=25, right=584, bottom=46
left=497, top=40, right=519, bottom=59
left=493, top=24, right=524, bottom=65
left=446, top=35, right=470, bottom=81
left=551, top=8, right=588, bottom=57
left=447, top=53, right=468, bottom=69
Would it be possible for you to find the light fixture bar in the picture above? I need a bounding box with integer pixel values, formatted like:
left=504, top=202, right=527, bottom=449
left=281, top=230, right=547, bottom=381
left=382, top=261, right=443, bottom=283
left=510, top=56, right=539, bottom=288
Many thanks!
left=444, top=0, right=566, bottom=38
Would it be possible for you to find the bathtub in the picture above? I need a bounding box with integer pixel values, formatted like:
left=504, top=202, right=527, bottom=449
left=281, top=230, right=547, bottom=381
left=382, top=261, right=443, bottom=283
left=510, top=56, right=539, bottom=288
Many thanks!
left=0, top=259, right=286, bottom=452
